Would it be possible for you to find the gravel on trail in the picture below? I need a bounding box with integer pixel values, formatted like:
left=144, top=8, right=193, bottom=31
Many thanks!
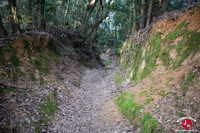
left=48, top=57, right=135, bottom=133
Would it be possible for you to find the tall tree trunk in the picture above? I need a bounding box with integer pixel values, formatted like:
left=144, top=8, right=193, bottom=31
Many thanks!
left=146, top=0, right=153, bottom=27
left=83, top=0, right=112, bottom=42
left=107, top=16, right=110, bottom=47
left=155, top=0, right=170, bottom=17
left=129, top=2, right=133, bottom=35
left=140, top=0, right=147, bottom=30
left=133, top=0, right=138, bottom=33
left=187, top=0, right=193, bottom=8
left=9, top=0, right=20, bottom=33
left=40, top=0, right=45, bottom=29
left=0, top=13, right=7, bottom=37
left=27, top=0, right=32, bottom=29
left=34, top=0, right=39, bottom=28
left=53, top=7, right=58, bottom=26
left=114, top=26, right=117, bottom=47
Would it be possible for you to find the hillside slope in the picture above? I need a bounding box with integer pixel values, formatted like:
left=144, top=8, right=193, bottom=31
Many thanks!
left=0, top=28, right=100, bottom=132
left=115, top=5, right=200, bottom=132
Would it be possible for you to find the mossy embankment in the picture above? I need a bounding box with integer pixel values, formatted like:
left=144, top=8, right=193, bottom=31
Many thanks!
left=0, top=30, right=100, bottom=132
left=115, top=6, right=200, bottom=132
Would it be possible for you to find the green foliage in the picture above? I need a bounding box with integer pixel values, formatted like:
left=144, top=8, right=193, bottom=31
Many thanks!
left=20, top=90, right=26, bottom=96
left=83, top=61, right=93, bottom=69
left=118, top=19, right=200, bottom=86
left=181, top=71, right=197, bottom=94
left=139, top=90, right=147, bottom=97
left=73, top=79, right=81, bottom=87
left=30, top=73, right=37, bottom=81
left=39, top=93, right=57, bottom=126
left=0, top=87, right=4, bottom=94
left=142, top=33, right=161, bottom=79
left=66, top=88, right=70, bottom=94
left=126, top=69, right=132, bottom=79
left=39, top=76, right=44, bottom=85
left=115, top=75, right=123, bottom=85
left=104, top=60, right=113, bottom=66
left=178, top=112, right=185, bottom=117
left=0, top=48, right=5, bottom=64
left=0, top=87, right=17, bottom=94
left=164, top=20, right=188, bottom=42
left=104, top=60, right=113, bottom=70
left=22, top=38, right=30, bottom=49
left=115, top=92, right=162, bottom=132
left=34, top=57, right=49, bottom=74
left=16, top=69, right=25, bottom=77
left=157, top=89, right=167, bottom=97
left=138, top=112, right=160, bottom=133
left=131, top=45, right=144, bottom=83
left=176, top=31, right=200, bottom=67
left=115, top=92, right=142, bottom=121
left=6, top=47, right=20, bottom=67
left=143, top=97, right=154, bottom=106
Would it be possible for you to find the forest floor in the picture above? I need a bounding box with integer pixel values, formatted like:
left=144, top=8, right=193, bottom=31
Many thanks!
left=48, top=54, right=136, bottom=133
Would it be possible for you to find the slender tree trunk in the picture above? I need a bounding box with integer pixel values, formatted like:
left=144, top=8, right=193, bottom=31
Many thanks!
left=34, top=0, right=39, bottom=28
left=129, top=2, right=133, bottom=35
left=40, top=0, right=45, bottom=29
left=187, top=0, right=193, bottom=8
left=9, top=0, right=20, bottom=33
left=91, top=28, right=98, bottom=42
left=140, top=0, right=147, bottom=30
left=155, top=0, right=170, bottom=17
left=53, top=7, right=58, bottom=26
left=27, top=0, right=32, bottom=29
left=0, top=13, right=7, bottom=37
left=83, top=0, right=112, bottom=42
left=146, top=0, right=153, bottom=27
left=114, top=26, right=117, bottom=47
left=133, top=0, right=137, bottom=33
left=107, top=16, right=110, bottom=47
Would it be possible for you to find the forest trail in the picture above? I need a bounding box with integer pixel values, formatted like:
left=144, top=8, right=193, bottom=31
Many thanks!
left=48, top=55, right=134, bottom=133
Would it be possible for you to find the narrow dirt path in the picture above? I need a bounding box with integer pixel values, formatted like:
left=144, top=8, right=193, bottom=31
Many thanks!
left=48, top=56, right=134, bottom=133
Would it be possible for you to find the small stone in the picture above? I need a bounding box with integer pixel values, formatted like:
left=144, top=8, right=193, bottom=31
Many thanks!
left=116, top=119, right=120, bottom=124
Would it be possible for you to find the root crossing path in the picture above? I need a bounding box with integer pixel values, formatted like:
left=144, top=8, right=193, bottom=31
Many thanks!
left=48, top=57, right=134, bottom=133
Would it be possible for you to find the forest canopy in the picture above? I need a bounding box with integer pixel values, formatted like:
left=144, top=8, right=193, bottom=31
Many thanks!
left=0, top=0, right=198, bottom=48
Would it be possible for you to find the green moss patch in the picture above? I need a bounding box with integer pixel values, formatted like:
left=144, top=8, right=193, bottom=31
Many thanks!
left=38, top=93, right=57, bottom=126
left=181, top=71, right=197, bottom=94
left=5, top=47, right=20, bottom=67
left=115, top=75, right=123, bottom=85
left=115, top=92, right=162, bottom=132
left=164, top=20, right=188, bottom=42
left=142, top=33, right=161, bottom=79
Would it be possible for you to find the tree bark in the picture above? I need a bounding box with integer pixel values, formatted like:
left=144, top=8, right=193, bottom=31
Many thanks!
left=9, top=0, right=20, bottom=33
left=83, top=0, right=112, bottom=41
left=140, top=0, right=147, bottom=30
left=129, top=2, right=133, bottom=35
left=155, top=0, right=170, bottom=17
left=34, top=0, right=39, bottom=28
left=146, top=0, right=153, bottom=27
left=187, top=0, right=193, bottom=8
left=40, top=0, right=45, bottom=29
left=133, top=0, right=138, bottom=33
left=107, top=16, right=110, bottom=47
left=114, top=26, right=117, bottom=47
left=27, top=0, right=32, bottom=29
left=0, top=13, right=7, bottom=37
